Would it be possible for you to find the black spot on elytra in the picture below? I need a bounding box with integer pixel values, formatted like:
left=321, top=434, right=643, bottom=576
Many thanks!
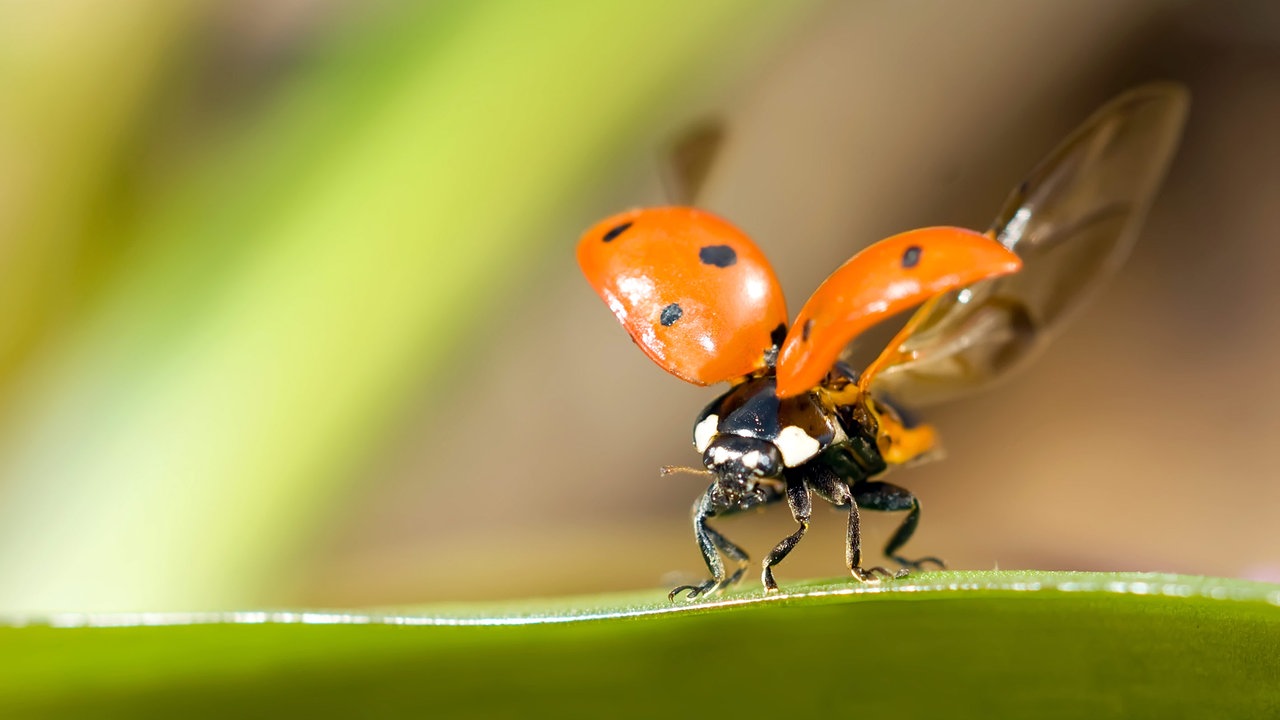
left=698, top=245, right=737, bottom=268
left=901, top=245, right=922, bottom=268
left=770, top=323, right=787, bottom=347
left=801, top=319, right=814, bottom=342
left=602, top=222, right=633, bottom=242
left=660, top=303, right=683, bottom=326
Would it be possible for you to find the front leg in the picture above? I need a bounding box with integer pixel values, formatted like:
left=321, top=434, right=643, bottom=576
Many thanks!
left=761, top=473, right=811, bottom=593
left=669, top=481, right=781, bottom=602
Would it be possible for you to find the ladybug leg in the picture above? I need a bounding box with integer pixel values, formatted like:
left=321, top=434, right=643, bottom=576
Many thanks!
left=669, top=484, right=780, bottom=602
left=761, top=473, right=811, bottom=593
left=703, top=524, right=750, bottom=588
left=803, top=461, right=897, bottom=583
left=668, top=493, right=727, bottom=602
left=851, top=481, right=946, bottom=573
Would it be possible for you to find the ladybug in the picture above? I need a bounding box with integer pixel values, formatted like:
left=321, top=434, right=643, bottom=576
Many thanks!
left=577, top=84, right=1188, bottom=601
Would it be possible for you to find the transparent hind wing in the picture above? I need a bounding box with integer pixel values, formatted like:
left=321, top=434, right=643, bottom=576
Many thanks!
left=862, top=83, right=1189, bottom=407
left=660, top=118, right=727, bottom=206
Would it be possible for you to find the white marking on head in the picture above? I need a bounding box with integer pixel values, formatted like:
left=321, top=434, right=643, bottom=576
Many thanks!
left=709, top=445, right=732, bottom=466
left=693, top=414, right=719, bottom=453
left=775, top=425, right=821, bottom=467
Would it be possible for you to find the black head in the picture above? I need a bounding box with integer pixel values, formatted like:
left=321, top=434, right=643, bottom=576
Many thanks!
left=702, top=433, right=783, bottom=480
left=701, top=434, right=783, bottom=509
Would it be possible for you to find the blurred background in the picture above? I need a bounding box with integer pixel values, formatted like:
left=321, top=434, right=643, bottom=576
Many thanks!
left=0, top=1, right=1277, bottom=613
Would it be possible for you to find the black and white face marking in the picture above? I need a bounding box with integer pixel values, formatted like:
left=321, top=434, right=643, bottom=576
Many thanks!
left=692, top=376, right=848, bottom=470
left=701, top=434, right=783, bottom=482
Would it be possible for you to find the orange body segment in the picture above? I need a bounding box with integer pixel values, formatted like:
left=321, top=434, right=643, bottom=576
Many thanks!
left=577, top=207, right=788, bottom=386
left=774, top=227, right=1022, bottom=398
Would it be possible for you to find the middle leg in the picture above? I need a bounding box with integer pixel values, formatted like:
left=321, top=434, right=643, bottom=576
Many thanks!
left=800, top=457, right=898, bottom=583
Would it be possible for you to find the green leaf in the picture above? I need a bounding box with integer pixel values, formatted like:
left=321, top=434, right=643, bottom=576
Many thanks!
left=3, top=571, right=1277, bottom=717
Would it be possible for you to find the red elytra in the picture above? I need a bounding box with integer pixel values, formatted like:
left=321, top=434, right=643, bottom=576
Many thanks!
left=576, top=207, right=788, bottom=386
left=578, top=211, right=1020, bottom=396
left=775, top=227, right=1022, bottom=398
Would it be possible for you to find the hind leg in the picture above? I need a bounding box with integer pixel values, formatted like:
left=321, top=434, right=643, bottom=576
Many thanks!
left=851, top=480, right=945, bottom=572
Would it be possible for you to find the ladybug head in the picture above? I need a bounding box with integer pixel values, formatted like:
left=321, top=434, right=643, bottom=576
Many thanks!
left=702, top=434, right=783, bottom=508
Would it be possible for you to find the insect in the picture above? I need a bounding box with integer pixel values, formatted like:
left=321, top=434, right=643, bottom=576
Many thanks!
left=577, top=84, right=1188, bottom=601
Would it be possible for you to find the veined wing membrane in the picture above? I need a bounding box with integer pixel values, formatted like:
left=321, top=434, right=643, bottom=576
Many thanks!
left=863, top=83, right=1189, bottom=406
left=661, top=119, right=727, bottom=207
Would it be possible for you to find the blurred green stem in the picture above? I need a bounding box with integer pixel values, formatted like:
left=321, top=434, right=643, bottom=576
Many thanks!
left=0, top=0, right=818, bottom=611
left=0, top=2, right=209, bottom=388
